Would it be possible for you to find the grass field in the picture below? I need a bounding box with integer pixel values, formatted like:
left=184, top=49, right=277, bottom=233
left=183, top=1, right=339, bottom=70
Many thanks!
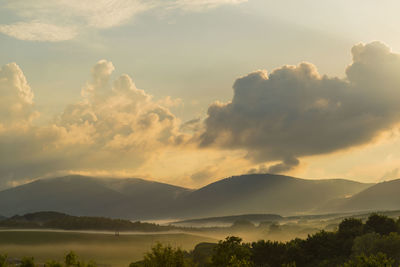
left=0, top=230, right=217, bottom=267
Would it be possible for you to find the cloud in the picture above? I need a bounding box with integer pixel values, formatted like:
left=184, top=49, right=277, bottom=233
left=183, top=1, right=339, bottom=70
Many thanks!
left=0, top=60, right=186, bottom=187
left=247, top=157, right=300, bottom=175
left=3, top=41, right=400, bottom=188
left=268, top=156, right=300, bottom=174
left=380, top=168, right=399, bottom=182
left=170, top=0, right=248, bottom=11
left=0, top=22, right=77, bottom=42
left=59, top=59, right=186, bottom=151
left=0, top=0, right=247, bottom=42
left=4, top=0, right=151, bottom=29
left=190, top=165, right=218, bottom=183
left=200, top=41, right=400, bottom=173
left=0, top=63, right=36, bottom=123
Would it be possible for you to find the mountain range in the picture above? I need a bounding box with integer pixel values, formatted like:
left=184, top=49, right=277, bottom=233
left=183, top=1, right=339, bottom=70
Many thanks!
left=0, top=174, right=398, bottom=220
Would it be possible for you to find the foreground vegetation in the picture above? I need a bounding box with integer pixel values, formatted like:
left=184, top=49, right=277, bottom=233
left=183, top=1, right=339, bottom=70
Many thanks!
left=2, top=214, right=400, bottom=266
left=130, top=213, right=400, bottom=266
left=0, top=251, right=96, bottom=267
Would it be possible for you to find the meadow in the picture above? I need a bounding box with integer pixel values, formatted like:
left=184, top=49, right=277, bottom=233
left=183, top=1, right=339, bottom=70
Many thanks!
left=0, top=230, right=216, bottom=267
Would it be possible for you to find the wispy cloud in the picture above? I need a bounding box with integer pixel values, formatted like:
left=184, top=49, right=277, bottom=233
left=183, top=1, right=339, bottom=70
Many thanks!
left=0, top=0, right=247, bottom=42
left=169, top=0, right=248, bottom=11
left=0, top=21, right=78, bottom=42
left=4, top=0, right=152, bottom=28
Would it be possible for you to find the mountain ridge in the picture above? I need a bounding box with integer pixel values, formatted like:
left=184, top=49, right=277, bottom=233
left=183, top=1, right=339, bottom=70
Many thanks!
left=325, top=178, right=400, bottom=213
left=0, top=174, right=380, bottom=219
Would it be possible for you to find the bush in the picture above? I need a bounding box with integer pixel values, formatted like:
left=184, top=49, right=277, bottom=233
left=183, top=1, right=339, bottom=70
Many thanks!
left=64, top=251, right=97, bottom=267
left=131, top=242, right=192, bottom=267
left=342, top=252, right=394, bottom=267
left=0, top=254, right=8, bottom=267
left=365, top=214, right=397, bottom=236
left=20, top=257, right=35, bottom=267
left=352, top=232, right=400, bottom=265
left=211, top=236, right=251, bottom=267
left=338, top=218, right=364, bottom=238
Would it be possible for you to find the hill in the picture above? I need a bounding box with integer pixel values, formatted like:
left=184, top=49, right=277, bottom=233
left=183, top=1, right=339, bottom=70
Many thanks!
left=329, top=179, right=400, bottom=212
left=172, top=174, right=372, bottom=218
left=0, top=175, right=191, bottom=219
left=0, top=174, right=373, bottom=219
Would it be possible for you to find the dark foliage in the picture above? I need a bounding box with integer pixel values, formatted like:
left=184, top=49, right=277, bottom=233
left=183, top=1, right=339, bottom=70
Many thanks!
left=168, top=214, right=400, bottom=267
left=210, top=236, right=252, bottom=267
left=192, top=242, right=216, bottom=266
left=364, top=214, right=398, bottom=236
left=0, top=211, right=175, bottom=232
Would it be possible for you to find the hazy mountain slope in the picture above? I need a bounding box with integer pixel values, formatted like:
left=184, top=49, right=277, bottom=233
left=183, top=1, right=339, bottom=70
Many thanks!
left=0, top=174, right=373, bottom=219
left=332, top=179, right=400, bottom=212
left=174, top=174, right=372, bottom=218
left=99, top=178, right=192, bottom=218
left=0, top=176, right=126, bottom=217
left=0, top=175, right=190, bottom=219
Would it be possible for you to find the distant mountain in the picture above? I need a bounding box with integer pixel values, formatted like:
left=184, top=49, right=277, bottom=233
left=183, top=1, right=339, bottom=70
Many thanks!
left=172, top=174, right=372, bottom=218
left=326, top=179, right=400, bottom=213
left=0, top=175, right=191, bottom=219
left=0, top=214, right=6, bottom=221
left=0, top=174, right=374, bottom=219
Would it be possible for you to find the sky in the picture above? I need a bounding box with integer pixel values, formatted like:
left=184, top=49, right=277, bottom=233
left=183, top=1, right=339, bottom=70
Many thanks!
left=1, top=0, right=400, bottom=189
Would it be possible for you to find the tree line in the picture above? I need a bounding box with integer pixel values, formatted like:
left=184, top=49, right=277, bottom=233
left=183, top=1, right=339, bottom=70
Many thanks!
left=131, top=213, right=400, bottom=266
left=0, top=211, right=175, bottom=232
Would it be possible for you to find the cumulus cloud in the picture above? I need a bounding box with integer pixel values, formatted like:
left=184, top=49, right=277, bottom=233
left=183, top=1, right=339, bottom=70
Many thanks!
left=0, top=63, right=36, bottom=123
left=59, top=59, right=186, bottom=151
left=0, top=0, right=247, bottom=42
left=0, top=60, right=186, bottom=187
left=3, top=41, right=400, bottom=188
left=200, top=41, right=400, bottom=173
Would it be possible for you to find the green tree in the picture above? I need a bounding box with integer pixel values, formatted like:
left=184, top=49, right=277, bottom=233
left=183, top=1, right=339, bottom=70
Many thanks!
left=352, top=232, right=400, bottom=265
left=0, top=254, right=8, bottom=267
left=64, top=251, right=97, bottom=267
left=339, top=218, right=364, bottom=238
left=191, top=242, right=216, bottom=267
left=137, top=242, right=192, bottom=267
left=45, top=260, right=63, bottom=267
left=301, top=230, right=344, bottom=266
left=211, top=236, right=251, bottom=267
left=342, top=253, right=394, bottom=267
left=365, top=214, right=397, bottom=236
left=251, top=240, right=287, bottom=266
left=227, top=255, right=253, bottom=267
left=20, top=257, right=35, bottom=267
left=65, top=251, right=79, bottom=267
